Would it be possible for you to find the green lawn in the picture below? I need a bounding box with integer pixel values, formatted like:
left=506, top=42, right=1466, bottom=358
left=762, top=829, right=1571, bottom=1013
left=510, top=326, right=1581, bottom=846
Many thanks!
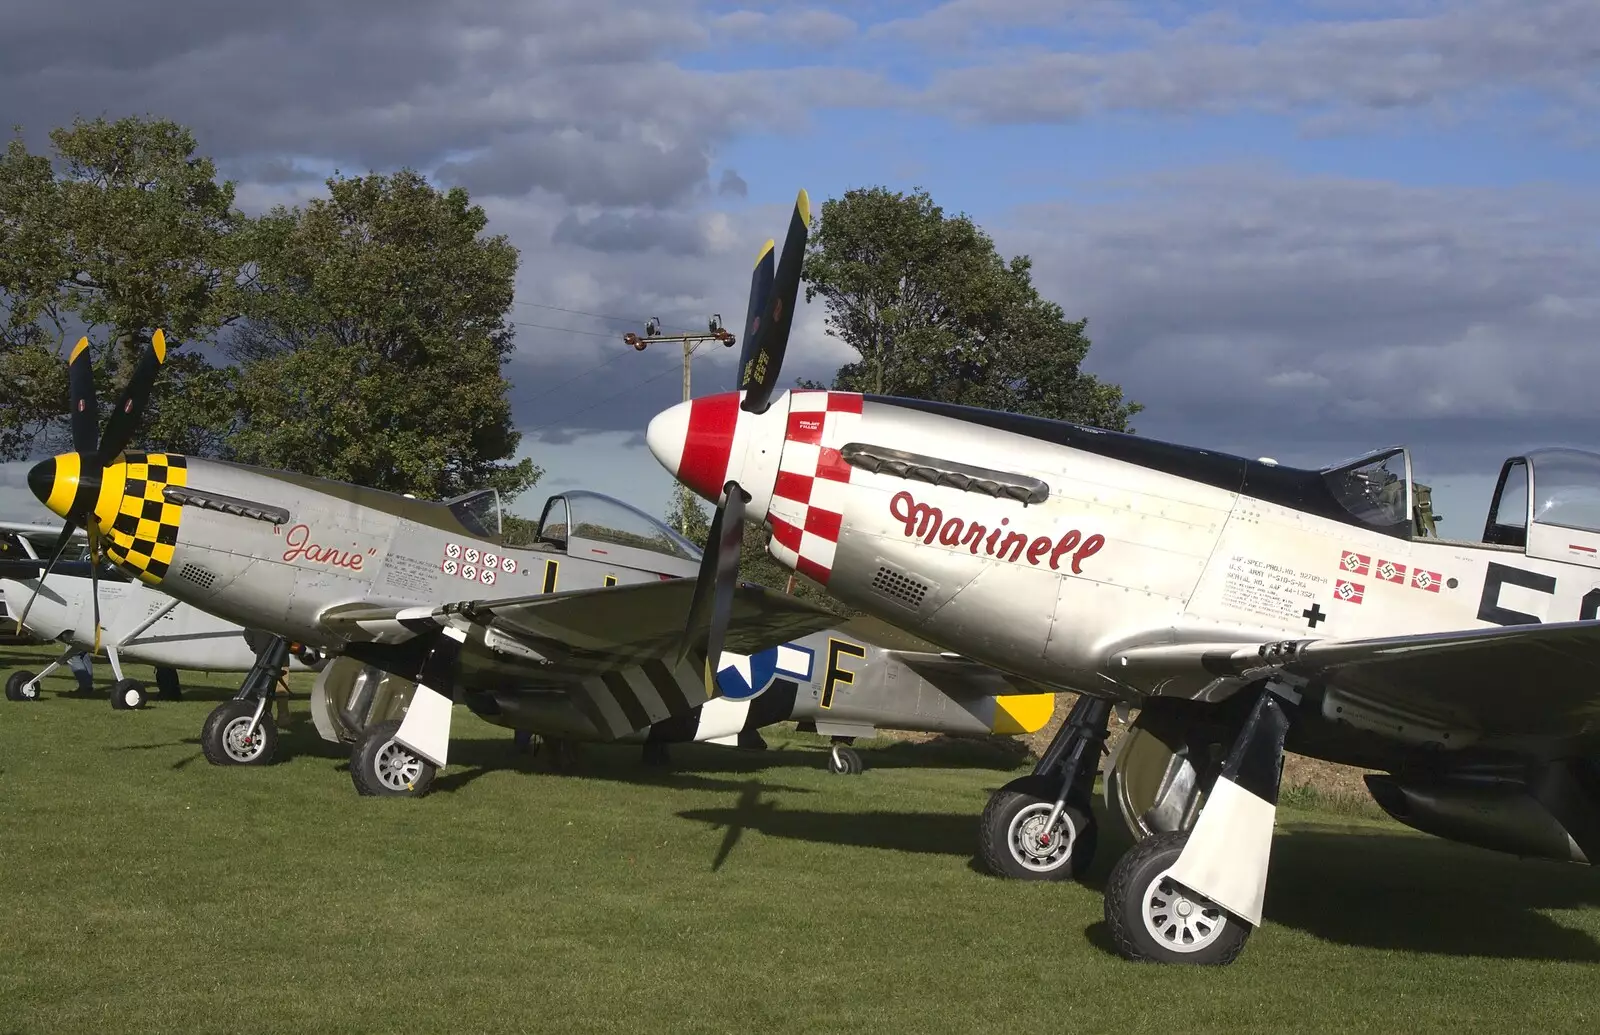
left=1, top=647, right=1597, bottom=1034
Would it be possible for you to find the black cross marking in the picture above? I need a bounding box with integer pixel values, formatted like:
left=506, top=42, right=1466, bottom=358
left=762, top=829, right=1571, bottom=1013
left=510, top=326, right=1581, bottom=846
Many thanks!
left=1302, top=602, right=1326, bottom=628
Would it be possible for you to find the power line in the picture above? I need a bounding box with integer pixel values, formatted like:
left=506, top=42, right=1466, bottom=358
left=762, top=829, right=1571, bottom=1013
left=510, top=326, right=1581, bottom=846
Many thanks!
left=524, top=363, right=682, bottom=435
left=508, top=318, right=622, bottom=340
left=506, top=347, right=632, bottom=408
left=511, top=298, right=699, bottom=335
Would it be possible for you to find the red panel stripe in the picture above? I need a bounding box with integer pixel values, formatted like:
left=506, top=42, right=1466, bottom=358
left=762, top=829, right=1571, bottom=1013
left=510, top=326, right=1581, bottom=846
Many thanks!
left=804, top=507, right=842, bottom=542
left=826, top=392, right=863, bottom=413
left=815, top=446, right=851, bottom=482
left=787, top=410, right=824, bottom=445
left=795, top=555, right=830, bottom=585
left=770, top=516, right=803, bottom=551
left=774, top=470, right=813, bottom=504
left=678, top=393, right=740, bottom=499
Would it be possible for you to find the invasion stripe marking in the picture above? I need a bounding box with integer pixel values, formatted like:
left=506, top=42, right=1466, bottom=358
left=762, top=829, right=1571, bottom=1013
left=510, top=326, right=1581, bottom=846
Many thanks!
left=621, top=666, right=671, bottom=724
left=601, top=669, right=652, bottom=733
left=642, top=658, right=694, bottom=715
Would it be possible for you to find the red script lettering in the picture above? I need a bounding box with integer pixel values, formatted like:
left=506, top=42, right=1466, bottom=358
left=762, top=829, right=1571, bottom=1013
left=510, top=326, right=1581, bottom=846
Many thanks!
left=888, top=491, right=1104, bottom=574
left=282, top=523, right=371, bottom=572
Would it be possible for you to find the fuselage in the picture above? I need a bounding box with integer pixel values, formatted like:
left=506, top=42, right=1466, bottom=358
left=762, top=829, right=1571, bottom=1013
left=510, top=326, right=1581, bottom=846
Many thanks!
left=647, top=389, right=1600, bottom=757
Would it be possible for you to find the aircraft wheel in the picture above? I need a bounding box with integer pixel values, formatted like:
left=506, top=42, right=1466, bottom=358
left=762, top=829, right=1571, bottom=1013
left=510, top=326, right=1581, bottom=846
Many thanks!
left=110, top=679, right=147, bottom=710
left=978, top=775, right=1097, bottom=881
left=1104, top=830, right=1251, bottom=965
left=201, top=700, right=278, bottom=766
left=641, top=741, right=672, bottom=767
left=350, top=719, right=436, bottom=797
left=154, top=667, right=182, bottom=701
left=5, top=670, right=39, bottom=702
left=826, top=745, right=863, bottom=775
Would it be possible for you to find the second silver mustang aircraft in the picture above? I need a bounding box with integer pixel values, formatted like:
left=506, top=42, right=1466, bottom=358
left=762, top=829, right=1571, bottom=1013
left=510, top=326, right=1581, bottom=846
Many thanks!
left=647, top=187, right=1600, bottom=966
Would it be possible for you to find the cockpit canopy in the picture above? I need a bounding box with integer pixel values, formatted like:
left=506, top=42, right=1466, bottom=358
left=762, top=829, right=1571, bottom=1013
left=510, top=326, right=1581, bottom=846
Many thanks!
left=1319, top=446, right=1414, bottom=537
left=1485, top=448, right=1600, bottom=548
left=446, top=488, right=502, bottom=539
left=533, top=489, right=702, bottom=566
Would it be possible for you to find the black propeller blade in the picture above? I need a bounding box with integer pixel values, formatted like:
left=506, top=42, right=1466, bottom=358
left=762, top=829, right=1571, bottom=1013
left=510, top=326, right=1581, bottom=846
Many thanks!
left=682, top=189, right=812, bottom=678
left=98, top=329, right=166, bottom=463
left=678, top=481, right=748, bottom=671
left=736, top=189, right=809, bottom=415
left=14, top=329, right=168, bottom=640
left=68, top=336, right=99, bottom=458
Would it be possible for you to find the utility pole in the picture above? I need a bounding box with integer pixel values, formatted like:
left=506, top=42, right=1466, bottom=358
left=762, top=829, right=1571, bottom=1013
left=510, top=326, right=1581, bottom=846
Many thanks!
left=624, top=314, right=737, bottom=403
left=627, top=316, right=737, bottom=535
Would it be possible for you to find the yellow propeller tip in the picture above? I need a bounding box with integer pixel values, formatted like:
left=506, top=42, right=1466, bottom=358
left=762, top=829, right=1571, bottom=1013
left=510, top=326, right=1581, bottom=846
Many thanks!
left=796, top=188, right=810, bottom=226
left=69, top=337, right=90, bottom=364
left=755, top=239, right=775, bottom=267
left=152, top=329, right=166, bottom=362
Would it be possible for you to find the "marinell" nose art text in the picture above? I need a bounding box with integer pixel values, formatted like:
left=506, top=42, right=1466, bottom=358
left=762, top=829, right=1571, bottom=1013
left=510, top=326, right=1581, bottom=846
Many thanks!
left=888, top=491, right=1104, bottom=574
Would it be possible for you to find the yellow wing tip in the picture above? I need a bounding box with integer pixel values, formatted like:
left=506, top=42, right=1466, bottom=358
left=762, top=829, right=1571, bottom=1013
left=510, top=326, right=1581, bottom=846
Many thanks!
left=991, top=693, right=1056, bottom=735
left=796, top=188, right=810, bottom=226
left=754, top=239, right=775, bottom=267
left=152, top=329, right=166, bottom=362
left=69, top=336, right=90, bottom=364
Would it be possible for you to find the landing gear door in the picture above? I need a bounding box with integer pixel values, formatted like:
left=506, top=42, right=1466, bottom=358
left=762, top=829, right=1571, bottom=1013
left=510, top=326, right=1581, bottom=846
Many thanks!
left=1524, top=450, right=1600, bottom=570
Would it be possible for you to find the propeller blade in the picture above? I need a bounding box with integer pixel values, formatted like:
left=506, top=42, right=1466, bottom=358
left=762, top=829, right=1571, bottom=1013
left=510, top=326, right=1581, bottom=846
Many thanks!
left=678, top=501, right=727, bottom=666
left=739, top=190, right=810, bottom=414
left=702, top=483, right=748, bottom=675
left=96, top=329, right=168, bottom=464
left=736, top=239, right=775, bottom=391
left=67, top=336, right=99, bottom=457
left=13, top=519, right=78, bottom=635
left=88, top=524, right=102, bottom=652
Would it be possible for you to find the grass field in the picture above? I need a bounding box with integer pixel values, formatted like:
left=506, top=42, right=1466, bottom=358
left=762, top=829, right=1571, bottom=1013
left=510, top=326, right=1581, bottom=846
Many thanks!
left=2, top=647, right=1598, bottom=1034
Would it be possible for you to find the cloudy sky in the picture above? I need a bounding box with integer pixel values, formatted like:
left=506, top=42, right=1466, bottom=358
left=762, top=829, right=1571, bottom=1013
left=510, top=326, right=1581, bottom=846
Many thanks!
left=3, top=0, right=1597, bottom=536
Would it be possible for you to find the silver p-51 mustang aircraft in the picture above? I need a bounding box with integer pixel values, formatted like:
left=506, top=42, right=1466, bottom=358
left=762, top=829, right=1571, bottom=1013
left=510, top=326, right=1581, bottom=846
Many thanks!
left=646, top=188, right=1600, bottom=965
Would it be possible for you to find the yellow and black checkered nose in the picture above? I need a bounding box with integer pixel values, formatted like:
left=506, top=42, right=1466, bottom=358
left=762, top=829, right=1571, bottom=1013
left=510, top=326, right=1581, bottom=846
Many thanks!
left=27, top=450, right=188, bottom=585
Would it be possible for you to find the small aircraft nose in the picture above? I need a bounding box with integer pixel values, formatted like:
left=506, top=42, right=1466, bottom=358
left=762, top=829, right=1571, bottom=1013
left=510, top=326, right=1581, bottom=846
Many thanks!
left=28, top=453, right=85, bottom=520
left=646, top=393, right=744, bottom=503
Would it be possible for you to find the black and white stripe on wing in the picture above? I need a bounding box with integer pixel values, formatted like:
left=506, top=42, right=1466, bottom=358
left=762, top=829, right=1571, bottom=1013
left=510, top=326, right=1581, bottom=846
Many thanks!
left=572, top=652, right=711, bottom=740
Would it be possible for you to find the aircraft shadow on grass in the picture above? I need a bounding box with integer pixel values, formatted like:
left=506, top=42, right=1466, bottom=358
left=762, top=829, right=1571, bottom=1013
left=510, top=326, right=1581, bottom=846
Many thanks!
left=678, top=793, right=1600, bottom=963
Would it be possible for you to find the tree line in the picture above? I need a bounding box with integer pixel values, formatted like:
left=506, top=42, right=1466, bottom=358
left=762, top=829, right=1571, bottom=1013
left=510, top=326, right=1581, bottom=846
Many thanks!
left=0, top=115, right=537, bottom=501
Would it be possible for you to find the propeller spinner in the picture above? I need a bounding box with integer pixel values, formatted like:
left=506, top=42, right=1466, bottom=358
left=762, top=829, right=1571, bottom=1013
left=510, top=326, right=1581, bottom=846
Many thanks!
left=17, top=330, right=169, bottom=648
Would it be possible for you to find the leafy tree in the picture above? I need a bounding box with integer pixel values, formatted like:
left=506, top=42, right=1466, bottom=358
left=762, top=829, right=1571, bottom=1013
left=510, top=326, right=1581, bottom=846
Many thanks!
left=228, top=169, right=540, bottom=501
left=801, top=186, right=1141, bottom=431
left=665, top=484, right=711, bottom=546
left=0, top=116, right=246, bottom=458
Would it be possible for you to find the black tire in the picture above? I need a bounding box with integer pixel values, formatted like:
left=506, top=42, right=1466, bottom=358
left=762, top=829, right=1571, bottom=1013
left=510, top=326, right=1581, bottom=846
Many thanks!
left=978, top=774, right=1098, bottom=881
left=154, top=667, right=182, bottom=701
left=1104, top=830, right=1251, bottom=965
left=201, top=700, right=278, bottom=766
left=109, top=679, right=147, bottom=710
left=5, top=670, right=38, bottom=702
left=826, top=745, right=863, bottom=775
left=350, top=718, right=436, bottom=797
left=641, top=741, right=672, bottom=767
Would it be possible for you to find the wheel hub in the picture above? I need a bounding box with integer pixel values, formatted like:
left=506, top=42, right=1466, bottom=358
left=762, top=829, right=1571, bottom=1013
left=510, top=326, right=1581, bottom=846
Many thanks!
left=375, top=739, right=423, bottom=791
left=1142, top=869, right=1226, bottom=953
left=222, top=716, right=266, bottom=762
left=1010, top=803, right=1075, bottom=870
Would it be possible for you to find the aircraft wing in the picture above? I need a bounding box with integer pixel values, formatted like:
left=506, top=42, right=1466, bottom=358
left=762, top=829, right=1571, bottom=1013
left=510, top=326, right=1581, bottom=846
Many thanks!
left=1108, top=621, right=1600, bottom=747
left=319, top=579, right=840, bottom=739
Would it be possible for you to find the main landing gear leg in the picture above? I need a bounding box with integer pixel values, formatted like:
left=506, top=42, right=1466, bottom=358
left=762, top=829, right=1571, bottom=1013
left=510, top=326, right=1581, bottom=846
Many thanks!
left=201, top=633, right=291, bottom=767
left=1103, top=685, right=1294, bottom=966
left=5, top=642, right=87, bottom=702
left=979, top=694, right=1111, bottom=881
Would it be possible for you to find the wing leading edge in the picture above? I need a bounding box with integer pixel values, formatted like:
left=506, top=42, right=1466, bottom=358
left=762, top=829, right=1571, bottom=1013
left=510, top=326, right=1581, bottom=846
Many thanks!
left=1108, top=620, right=1600, bottom=748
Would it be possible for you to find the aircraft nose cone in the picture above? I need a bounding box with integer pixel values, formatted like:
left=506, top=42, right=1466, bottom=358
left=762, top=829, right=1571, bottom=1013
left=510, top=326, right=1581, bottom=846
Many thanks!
left=26, top=458, right=57, bottom=508
left=28, top=453, right=89, bottom=520
left=647, top=393, right=743, bottom=502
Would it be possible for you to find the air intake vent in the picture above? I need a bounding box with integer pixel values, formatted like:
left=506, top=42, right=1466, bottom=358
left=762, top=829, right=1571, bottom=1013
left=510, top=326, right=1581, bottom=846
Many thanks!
left=871, top=566, right=929, bottom=609
left=179, top=563, right=218, bottom=590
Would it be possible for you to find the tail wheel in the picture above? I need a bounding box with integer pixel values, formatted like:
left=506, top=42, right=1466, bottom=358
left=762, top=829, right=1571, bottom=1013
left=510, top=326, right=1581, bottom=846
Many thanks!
left=1104, top=830, right=1251, bottom=965
left=110, top=679, right=147, bottom=710
left=826, top=745, right=863, bottom=775
left=978, top=774, right=1097, bottom=881
left=351, top=718, right=436, bottom=797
